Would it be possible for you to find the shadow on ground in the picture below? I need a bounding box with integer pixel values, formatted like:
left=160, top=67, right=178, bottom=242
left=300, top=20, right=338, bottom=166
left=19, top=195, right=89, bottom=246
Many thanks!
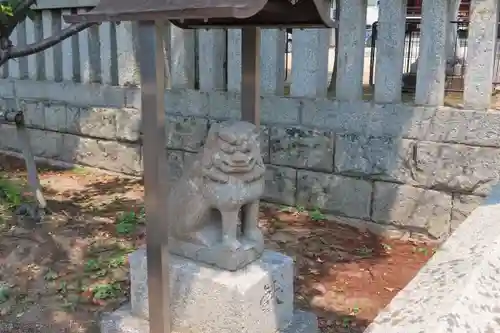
left=0, top=153, right=435, bottom=333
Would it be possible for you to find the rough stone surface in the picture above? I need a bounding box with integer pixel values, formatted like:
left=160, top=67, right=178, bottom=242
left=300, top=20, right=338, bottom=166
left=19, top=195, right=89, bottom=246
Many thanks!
left=263, top=165, right=297, bottom=206
left=374, top=0, right=406, bottom=103
left=463, top=0, right=499, bottom=109
left=260, top=125, right=270, bottom=164
left=451, top=194, right=483, bottom=231
left=62, top=134, right=142, bottom=174
left=166, top=121, right=266, bottom=271
left=270, top=126, right=334, bottom=172
left=129, top=249, right=298, bottom=333
left=0, top=124, right=21, bottom=152
left=372, top=182, right=452, bottom=239
left=296, top=171, right=372, bottom=219
left=165, top=115, right=208, bottom=152
left=335, top=0, right=367, bottom=101
left=412, top=142, right=500, bottom=195
left=414, top=0, right=447, bottom=105
left=334, top=134, right=413, bottom=182
left=207, top=91, right=300, bottom=124
left=29, top=129, right=64, bottom=159
left=101, top=305, right=317, bottom=333
left=43, top=104, right=68, bottom=132
left=14, top=79, right=126, bottom=107
left=365, top=185, right=500, bottom=333
left=22, top=102, right=45, bottom=129
left=166, top=150, right=184, bottom=183
left=78, top=107, right=118, bottom=140
left=116, top=108, right=141, bottom=142
left=289, top=28, right=330, bottom=97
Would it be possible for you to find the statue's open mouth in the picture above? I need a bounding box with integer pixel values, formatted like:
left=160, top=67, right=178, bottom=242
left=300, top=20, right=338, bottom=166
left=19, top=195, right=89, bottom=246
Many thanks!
left=218, top=157, right=256, bottom=173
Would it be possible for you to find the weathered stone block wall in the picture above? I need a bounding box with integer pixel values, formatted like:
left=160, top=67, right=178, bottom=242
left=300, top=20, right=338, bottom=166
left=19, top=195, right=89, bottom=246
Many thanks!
left=0, top=79, right=496, bottom=239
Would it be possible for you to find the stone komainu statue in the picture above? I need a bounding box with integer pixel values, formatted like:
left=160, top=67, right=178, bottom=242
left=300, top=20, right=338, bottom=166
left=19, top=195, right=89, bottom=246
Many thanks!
left=167, top=120, right=266, bottom=271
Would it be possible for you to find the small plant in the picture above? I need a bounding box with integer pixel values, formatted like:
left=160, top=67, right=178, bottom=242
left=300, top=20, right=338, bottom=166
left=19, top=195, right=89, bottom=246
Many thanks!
left=84, top=259, right=100, bottom=272
left=115, top=210, right=143, bottom=235
left=44, top=269, right=59, bottom=281
left=92, top=283, right=120, bottom=300
left=309, top=207, right=326, bottom=221
left=91, top=269, right=108, bottom=279
left=295, top=205, right=306, bottom=213
left=0, top=285, right=10, bottom=304
left=355, top=245, right=373, bottom=258
left=71, top=166, right=88, bottom=175
left=0, top=177, right=23, bottom=210
left=57, top=281, right=68, bottom=295
left=341, top=316, right=352, bottom=328
left=108, top=255, right=127, bottom=268
left=414, top=247, right=429, bottom=256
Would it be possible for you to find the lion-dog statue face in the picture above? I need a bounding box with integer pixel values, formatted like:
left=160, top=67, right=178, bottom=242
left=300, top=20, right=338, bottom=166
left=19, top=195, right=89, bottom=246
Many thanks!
left=200, top=121, right=265, bottom=184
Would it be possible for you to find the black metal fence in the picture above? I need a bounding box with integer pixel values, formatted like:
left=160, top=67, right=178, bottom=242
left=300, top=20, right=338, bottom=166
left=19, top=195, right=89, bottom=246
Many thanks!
left=368, top=18, right=500, bottom=93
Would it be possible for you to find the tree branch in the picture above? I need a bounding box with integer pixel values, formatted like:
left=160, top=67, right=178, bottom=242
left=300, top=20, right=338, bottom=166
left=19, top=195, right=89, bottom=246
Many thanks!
left=0, top=21, right=95, bottom=66
left=6, top=0, right=37, bottom=36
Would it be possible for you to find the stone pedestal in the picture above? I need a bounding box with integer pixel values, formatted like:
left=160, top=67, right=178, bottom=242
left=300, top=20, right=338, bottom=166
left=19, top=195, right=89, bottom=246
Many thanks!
left=100, top=248, right=318, bottom=333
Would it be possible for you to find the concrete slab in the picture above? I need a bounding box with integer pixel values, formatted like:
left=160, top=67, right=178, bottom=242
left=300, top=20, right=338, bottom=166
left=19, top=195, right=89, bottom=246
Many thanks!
left=100, top=304, right=318, bottom=333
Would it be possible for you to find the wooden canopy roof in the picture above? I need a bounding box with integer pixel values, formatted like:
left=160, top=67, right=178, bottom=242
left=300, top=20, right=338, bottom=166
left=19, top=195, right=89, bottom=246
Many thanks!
left=64, top=0, right=336, bottom=28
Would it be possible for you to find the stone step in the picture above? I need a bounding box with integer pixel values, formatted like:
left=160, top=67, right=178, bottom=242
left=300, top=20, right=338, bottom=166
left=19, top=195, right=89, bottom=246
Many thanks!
left=100, top=304, right=319, bottom=333
left=129, top=248, right=296, bottom=333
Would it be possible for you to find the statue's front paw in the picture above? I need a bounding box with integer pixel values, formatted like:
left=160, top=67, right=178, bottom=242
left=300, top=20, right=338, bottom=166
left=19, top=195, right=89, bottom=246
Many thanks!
left=222, top=237, right=242, bottom=251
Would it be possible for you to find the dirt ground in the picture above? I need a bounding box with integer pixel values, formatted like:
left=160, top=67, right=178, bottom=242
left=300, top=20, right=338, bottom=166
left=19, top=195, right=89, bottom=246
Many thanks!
left=0, top=153, right=437, bottom=333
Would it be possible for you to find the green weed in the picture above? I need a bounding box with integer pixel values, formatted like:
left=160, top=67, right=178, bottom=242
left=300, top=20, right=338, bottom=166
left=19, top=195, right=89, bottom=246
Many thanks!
left=309, top=207, right=326, bottom=221
left=115, top=209, right=144, bottom=235
left=92, top=283, right=121, bottom=300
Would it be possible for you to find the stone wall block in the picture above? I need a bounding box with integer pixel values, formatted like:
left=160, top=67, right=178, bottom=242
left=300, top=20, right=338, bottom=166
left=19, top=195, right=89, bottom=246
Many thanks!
left=115, top=108, right=141, bottom=142
left=68, top=107, right=118, bottom=140
left=22, top=102, right=45, bottom=128
left=412, top=142, right=500, bottom=195
left=164, top=89, right=209, bottom=117
left=263, top=165, right=297, bottom=206
left=0, top=124, right=20, bottom=152
left=29, top=129, right=64, bottom=159
left=260, top=125, right=270, bottom=164
left=62, top=134, right=142, bottom=175
left=297, top=171, right=372, bottom=219
left=166, top=150, right=184, bottom=183
left=44, top=104, right=68, bottom=132
left=165, top=116, right=208, bottom=152
left=14, top=80, right=126, bottom=107
left=270, top=126, right=334, bottom=172
left=372, top=182, right=452, bottom=239
left=208, top=91, right=241, bottom=120
left=335, top=134, right=415, bottom=182
left=260, top=96, right=300, bottom=125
